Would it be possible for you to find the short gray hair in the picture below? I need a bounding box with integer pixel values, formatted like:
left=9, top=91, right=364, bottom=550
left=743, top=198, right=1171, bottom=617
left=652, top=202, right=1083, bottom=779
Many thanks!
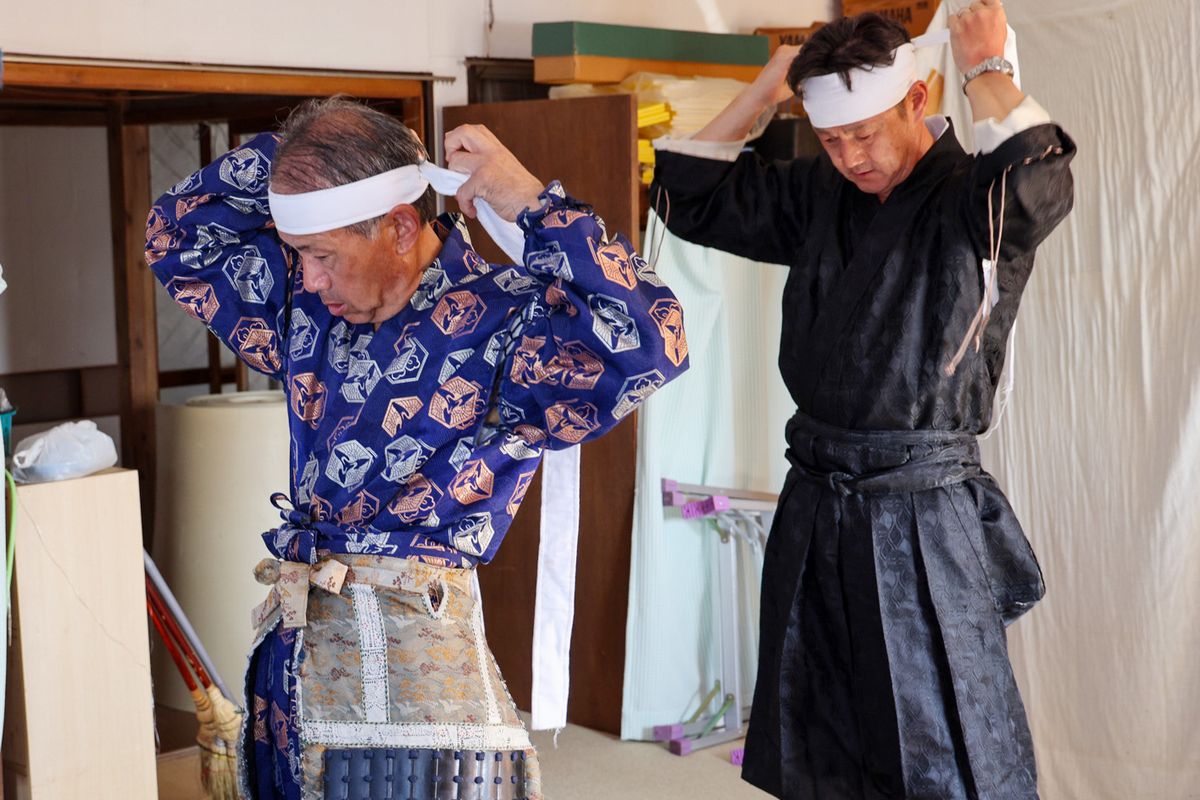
left=272, top=96, right=437, bottom=237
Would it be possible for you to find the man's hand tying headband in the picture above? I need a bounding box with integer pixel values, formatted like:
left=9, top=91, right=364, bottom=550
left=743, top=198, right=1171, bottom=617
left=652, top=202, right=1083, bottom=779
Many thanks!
left=444, top=124, right=546, bottom=223
left=949, top=0, right=1009, bottom=75
left=750, top=44, right=803, bottom=109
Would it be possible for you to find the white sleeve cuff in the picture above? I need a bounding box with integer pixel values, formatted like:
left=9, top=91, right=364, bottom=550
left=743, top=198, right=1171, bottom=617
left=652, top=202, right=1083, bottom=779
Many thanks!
left=652, top=136, right=746, bottom=163
left=973, top=95, right=1053, bottom=155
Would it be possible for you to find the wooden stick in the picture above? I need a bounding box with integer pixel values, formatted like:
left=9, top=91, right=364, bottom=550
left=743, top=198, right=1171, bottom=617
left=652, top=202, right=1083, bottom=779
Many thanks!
left=146, top=577, right=213, bottom=689
left=147, top=600, right=198, bottom=692
left=144, top=550, right=232, bottom=700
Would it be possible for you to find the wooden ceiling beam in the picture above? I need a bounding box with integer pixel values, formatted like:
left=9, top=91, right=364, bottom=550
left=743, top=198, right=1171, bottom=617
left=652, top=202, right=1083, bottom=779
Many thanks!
left=2, top=58, right=429, bottom=99
left=0, top=108, right=110, bottom=126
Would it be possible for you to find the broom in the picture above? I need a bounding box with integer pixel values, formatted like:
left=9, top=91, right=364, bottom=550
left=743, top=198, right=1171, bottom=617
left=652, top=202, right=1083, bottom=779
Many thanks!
left=146, top=577, right=242, bottom=799
left=144, top=550, right=235, bottom=702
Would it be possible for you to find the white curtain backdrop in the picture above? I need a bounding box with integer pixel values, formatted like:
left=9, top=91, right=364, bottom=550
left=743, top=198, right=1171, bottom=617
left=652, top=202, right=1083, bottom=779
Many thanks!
left=978, top=0, right=1200, bottom=796
left=621, top=217, right=792, bottom=740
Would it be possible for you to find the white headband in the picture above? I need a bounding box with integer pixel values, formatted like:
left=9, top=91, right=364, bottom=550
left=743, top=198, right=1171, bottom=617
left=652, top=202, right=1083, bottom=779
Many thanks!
left=268, top=164, right=433, bottom=236
left=801, top=28, right=1019, bottom=129
left=267, top=161, right=527, bottom=265
left=802, top=42, right=921, bottom=129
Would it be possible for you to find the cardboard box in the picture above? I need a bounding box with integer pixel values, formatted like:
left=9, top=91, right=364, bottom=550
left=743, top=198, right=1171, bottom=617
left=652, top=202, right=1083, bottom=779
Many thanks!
left=754, top=24, right=825, bottom=56
left=842, top=0, right=938, bottom=38
left=753, top=26, right=826, bottom=118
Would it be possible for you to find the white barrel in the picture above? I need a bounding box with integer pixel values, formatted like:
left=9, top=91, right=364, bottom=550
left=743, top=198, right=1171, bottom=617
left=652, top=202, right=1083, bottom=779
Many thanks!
left=152, top=390, right=289, bottom=712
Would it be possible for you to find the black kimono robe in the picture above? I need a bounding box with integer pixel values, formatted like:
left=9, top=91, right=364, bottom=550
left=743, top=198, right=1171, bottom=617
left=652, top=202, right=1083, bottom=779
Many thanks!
left=651, top=120, right=1076, bottom=800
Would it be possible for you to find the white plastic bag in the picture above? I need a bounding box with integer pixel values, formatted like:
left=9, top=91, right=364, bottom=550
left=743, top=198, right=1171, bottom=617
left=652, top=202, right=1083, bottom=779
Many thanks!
left=11, top=420, right=118, bottom=484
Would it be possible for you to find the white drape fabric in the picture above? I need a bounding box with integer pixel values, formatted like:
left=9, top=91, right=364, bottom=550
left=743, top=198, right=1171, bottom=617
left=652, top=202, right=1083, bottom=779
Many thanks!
left=971, top=0, right=1200, bottom=795
left=531, top=444, right=581, bottom=731
left=620, top=215, right=792, bottom=739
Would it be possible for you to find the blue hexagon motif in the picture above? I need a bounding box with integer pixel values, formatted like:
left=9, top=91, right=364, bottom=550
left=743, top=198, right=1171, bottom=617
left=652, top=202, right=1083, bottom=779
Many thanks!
left=499, top=432, right=543, bottom=461
left=348, top=332, right=374, bottom=365
left=222, top=246, right=274, bottom=304
left=165, top=171, right=203, bottom=196
left=181, top=223, right=240, bottom=270
left=588, top=293, right=640, bottom=353
left=483, top=329, right=509, bottom=367
left=325, top=440, right=377, bottom=490
left=517, top=295, right=550, bottom=328
left=341, top=358, right=382, bottom=404
left=344, top=530, right=398, bottom=555
left=223, top=196, right=271, bottom=215
left=498, top=398, right=525, bottom=426
left=384, top=335, right=428, bottom=385
left=219, top=147, right=270, bottom=192
left=494, top=268, right=540, bottom=296
left=410, top=263, right=453, bottom=311
left=296, top=453, right=319, bottom=505
left=382, top=436, right=435, bottom=483
left=451, top=512, right=496, bottom=557
left=526, top=242, right=573, bottom=281
left=448, top=437, right=474, bottom=472
left=439, top=348, right=475, bottom=384
left=328, top=321, right=351, bottom=373
left=289, top=308, right=319, bottom=361
left=613, top=369, right=667, bottom=420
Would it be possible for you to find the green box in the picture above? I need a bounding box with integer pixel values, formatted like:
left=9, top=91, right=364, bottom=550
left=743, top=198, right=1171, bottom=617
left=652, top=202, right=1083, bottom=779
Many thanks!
left=533, top=21, right=769, bottom=67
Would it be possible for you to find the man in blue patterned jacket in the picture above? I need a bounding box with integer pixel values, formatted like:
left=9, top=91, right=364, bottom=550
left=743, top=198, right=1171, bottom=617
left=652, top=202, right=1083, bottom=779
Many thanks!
left=146, top=97, right=688, bottom=800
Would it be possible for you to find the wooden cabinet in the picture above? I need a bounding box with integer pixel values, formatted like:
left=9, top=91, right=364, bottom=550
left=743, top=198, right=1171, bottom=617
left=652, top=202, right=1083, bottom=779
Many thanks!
left=2, top=470, right=157, bottom=799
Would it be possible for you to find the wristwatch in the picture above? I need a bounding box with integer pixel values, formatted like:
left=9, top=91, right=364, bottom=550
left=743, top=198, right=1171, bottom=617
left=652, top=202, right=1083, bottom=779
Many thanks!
left=961, top=56, right=1015, bottom=93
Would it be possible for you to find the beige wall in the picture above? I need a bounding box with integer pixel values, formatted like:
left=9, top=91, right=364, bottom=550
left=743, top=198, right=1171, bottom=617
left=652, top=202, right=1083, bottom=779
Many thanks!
left=0, top=126, right=116, bottom=374
left=1, top=0, right=832, bottom=108
left=484, top=0, right=831, bottom=59
left=0, top=0, right=831, bottom=445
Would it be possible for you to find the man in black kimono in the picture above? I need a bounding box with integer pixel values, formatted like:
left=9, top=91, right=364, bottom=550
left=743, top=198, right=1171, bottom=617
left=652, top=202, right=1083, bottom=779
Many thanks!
left=651, top=2, right=1074, bottom=798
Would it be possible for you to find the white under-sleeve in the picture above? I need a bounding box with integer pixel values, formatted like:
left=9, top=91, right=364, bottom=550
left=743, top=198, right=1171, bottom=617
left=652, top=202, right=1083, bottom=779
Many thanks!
left=973, top=95, right=1052, bottom=155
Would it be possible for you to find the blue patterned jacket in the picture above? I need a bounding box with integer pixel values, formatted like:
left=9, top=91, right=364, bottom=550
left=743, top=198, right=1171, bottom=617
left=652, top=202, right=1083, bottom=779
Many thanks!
left=146, top=133, right=688, bottom=568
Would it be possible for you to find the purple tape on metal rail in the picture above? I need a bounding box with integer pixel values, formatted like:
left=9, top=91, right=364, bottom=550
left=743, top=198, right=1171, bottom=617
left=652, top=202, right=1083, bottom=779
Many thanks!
left=653, top=723, right=683, bottom=741
left=681, top=495, right=732, bottom=519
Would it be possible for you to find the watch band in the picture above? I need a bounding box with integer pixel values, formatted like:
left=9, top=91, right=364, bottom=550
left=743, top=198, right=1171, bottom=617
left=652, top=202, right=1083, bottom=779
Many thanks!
left=961, top=56, right=1015, bottom=93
